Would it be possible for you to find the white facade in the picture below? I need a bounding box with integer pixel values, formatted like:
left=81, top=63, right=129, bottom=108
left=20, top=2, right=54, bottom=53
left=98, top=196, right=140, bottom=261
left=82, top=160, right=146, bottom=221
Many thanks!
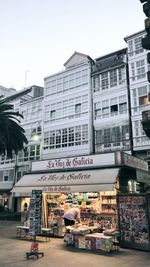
left=0, top=86, right=44, bottom=209
left=125, top=30, right=150, bottom=160
left=92, top=49, right=131, bottom=154
left=1, top=33, right=150, bottom=209
left=43, top=52, right=94, bottom=158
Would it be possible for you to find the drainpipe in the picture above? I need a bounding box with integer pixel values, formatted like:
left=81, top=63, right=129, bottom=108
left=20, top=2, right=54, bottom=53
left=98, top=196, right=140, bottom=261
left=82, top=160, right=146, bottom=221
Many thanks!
left=88, top=59, right=95, bottom=155
left=125, top=50, right=133, bottom=155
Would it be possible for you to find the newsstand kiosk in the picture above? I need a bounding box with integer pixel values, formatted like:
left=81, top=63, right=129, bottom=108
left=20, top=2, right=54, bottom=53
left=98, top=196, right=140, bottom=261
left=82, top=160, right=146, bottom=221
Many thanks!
left=117, top=193, right=150, bottom=251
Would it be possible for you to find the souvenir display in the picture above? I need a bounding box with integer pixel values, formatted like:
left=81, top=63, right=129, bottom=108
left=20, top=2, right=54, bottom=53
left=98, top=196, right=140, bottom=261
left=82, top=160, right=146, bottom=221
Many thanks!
left=64, top=225, right=119, bottom=252
left=118, top=194, right=150, bottom=251
left=43, top=191, right=117, bottom=237
left=29, top=190, right=42, bottom=236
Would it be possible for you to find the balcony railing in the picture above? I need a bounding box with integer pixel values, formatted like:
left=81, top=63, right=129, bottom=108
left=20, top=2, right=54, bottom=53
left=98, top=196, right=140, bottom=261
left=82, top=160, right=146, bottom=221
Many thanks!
left=95, top=140, right=130, bottom=153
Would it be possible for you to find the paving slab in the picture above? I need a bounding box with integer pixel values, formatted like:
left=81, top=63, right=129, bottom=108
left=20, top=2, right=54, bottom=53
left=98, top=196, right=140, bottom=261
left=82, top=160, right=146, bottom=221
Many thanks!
left=0, top=220, right=150, bottom=267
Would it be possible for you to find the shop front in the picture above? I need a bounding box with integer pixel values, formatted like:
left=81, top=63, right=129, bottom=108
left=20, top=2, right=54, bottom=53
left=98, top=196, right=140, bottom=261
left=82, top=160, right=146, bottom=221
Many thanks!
left=0, top=191, right=10, bottom=210
left=12, top=151, right=150, bottom=251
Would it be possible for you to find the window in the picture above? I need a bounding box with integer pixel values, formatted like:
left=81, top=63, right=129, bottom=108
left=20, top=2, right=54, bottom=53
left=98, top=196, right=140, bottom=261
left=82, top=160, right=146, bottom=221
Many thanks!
left=111, top=105, right=118, bottom=116
left=4, top=176, right=8, bottom=182
left=31, top=126, right=41, bottom=139
left=102, top=107, right=109, bottom=118
left=44, top=132, right=49, bottom=149
left=56, top=130, right=61, bottom=148
left=30, top=146, right=35, bottom=159
left=136, top=59, right=145, bottom=80
left=4, top=170, right=9, bottom=182
left=29, top=145, right=40, bottom=160
left=131, top=63, right=135, bottom=81
left=68, top=128, right=74, bottom=146
left=63, top=76, right=69, bottom=90
left=138, top=85, right=147, bottom=96
left=110, top=69, right=117, bottom=87
left=102, top=100, right=109, bottom=108
left=24, top=147, right=29, bottom=161
left=134, top=37, right=143, bottom=55
left=110, top=97, right=117, bottom=105
left=93, top=76, right=100, bottom=91
left=119, top=103, right=127, bottom=114
left=51, top=80, right=57, bottom=94
left=118, top=67, right=125, bottom=85
left=75, top=103, right=81, bottom=116
left=57, top=77, right=63, bottom=92
left=111, top=127, right=121, bottom=142
left=110, top=97, right=118, bottom=116
left=49, top=131, right=55, bottom=148
left=82, top=124, right=88, bottom=144
left=135, top=121, right=139, bottom=136
left=101, top=72, right=108, bottom=90
left=132, top=89, right=137, bottom=109
left=119, top=95, right=127, bottom=114
left=75, top=71, right=81, bottom=86
left=43, top=124, right=88, bottom=149
left=50, top=110, right=56, bottom=120
left=119, top=95, right=126, bottom=103
left=36, top=145, right=40, bottom=159
left=95, top=109, right=101, bottom=119
left=82, top=69, right=88, bottom=84
left=122, top=125, right=129, bottom=140
left=104, top=129, right=111, bottom=143
left=138, top=85, right=148, bottom=105
left=95, top=130, right=103, bottom=144
left=62, top=129, right=67, bottom=147
left=102, top=99, right=109, bottom=118
left=9, top=170, right=14, bottom=181
left=139, top=96, right=148, bottom=106
left=94, top=102, right=101, bottom=119
left=128, top=40, right=134, bottom=57
left=75, top=126, right=81, bottom=145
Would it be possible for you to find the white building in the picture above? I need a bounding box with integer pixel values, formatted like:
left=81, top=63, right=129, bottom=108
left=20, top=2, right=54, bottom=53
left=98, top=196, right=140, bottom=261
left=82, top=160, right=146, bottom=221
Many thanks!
left=125, top=30, right=150, bottom=165
left=0, top=52, right=95, bottom=210
left=0, top=86, right=16, bottom=98
left=1, top=31, right=150, bottom=210
left=92, top=48, right=132, bottom=154
left=43, top=52, right=94, bottom=159
left=0, top=85, right=44, bottom=209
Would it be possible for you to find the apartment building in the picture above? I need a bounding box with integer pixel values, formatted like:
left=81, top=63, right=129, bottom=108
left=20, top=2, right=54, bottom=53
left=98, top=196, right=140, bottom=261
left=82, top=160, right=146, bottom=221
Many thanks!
left=0, top=53, right=95, bottom=209
left=0, top=85, right=44, bottom=209
left=43, top=52, right=94, bottom=159
left=0, top=86, right=16, bottom=98
left=91, top=48, right=132, bottom=154
left=125, top=30, right=150, bottom=166
left=1, top=30, right=150, bottom=210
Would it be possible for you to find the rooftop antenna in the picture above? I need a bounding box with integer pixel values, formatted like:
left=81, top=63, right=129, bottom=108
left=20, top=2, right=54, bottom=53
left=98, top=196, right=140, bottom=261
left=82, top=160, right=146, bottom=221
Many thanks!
left=25, top=70, right=30, bottom=88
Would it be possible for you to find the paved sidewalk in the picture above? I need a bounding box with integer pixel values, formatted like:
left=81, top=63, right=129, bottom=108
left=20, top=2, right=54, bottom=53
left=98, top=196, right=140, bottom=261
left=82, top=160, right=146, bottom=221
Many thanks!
left=0, top=220, right=150, bottom=267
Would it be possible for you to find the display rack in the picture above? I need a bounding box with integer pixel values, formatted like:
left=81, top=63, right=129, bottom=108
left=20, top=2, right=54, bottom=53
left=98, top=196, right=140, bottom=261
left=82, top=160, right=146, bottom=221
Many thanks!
left=26, top=190, right=44, bottom=259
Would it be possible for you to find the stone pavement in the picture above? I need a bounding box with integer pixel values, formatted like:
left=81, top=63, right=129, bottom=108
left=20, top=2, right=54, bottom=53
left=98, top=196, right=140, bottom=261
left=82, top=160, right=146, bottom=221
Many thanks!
left=0, top=220, right=150, bottom=267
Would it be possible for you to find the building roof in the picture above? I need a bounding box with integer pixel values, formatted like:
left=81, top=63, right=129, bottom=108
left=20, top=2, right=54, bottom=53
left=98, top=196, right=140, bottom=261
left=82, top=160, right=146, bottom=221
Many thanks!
left=124, top=29, right=145, bottom=42
left=64, top=51, right=94, bottom=69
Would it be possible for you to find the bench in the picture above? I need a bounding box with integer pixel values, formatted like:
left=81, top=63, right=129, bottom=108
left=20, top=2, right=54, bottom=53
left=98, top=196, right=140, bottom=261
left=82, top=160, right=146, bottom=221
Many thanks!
left=16, top=226, right=51, bottom=241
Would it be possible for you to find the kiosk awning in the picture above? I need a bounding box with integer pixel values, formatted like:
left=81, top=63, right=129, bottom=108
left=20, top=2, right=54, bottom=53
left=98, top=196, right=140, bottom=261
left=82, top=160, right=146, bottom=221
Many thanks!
left=137, top=169, right=150, bottom=185
left=12, top=168, right=119, bottom=195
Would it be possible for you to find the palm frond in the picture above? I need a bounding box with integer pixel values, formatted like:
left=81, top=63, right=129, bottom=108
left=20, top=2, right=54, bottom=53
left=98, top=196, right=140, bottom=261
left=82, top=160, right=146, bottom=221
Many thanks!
left=0, top=98, right=28, bottom=158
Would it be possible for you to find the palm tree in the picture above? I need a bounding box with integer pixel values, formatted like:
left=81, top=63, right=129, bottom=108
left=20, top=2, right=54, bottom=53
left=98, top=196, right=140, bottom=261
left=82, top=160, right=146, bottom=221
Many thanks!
left=0, top=97, right=28, bottom=158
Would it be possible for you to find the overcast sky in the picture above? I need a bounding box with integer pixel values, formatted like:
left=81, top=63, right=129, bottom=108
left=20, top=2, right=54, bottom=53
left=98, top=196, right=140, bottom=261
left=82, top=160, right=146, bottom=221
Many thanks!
left=0, top=0, right=146, bottom=90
